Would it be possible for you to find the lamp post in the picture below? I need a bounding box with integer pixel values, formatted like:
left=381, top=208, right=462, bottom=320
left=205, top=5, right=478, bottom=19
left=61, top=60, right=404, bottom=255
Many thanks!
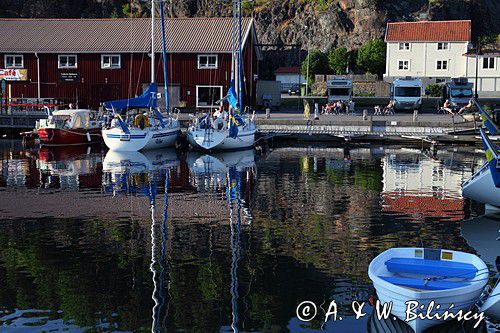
left=305, top=25, right=310, bottom=96
left=474, top=41, right=480, bottom=100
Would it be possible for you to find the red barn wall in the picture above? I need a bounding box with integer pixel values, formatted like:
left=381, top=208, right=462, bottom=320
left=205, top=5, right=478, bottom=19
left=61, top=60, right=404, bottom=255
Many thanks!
left=0, top=43, right=258, bottom=109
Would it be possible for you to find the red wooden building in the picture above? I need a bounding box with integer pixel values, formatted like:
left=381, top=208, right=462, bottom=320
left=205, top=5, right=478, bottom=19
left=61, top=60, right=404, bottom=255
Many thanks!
left=0, top=18, right=261, bottom=109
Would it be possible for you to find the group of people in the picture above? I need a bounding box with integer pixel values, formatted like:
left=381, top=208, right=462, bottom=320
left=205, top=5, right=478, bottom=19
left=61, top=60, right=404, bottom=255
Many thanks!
left=442, top=98, right=475, bottom=115
left=374, top=101, right=396, bottom=115
left=321, top=100, right=355, bottom=115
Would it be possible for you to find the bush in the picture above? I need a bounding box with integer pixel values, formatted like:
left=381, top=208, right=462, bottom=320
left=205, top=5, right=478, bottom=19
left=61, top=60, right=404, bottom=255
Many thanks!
left=425, top=84, right=442, bottom=97
left=356, top=39, right=386, bottom=76
left=328, top=47, right=349, bottom=75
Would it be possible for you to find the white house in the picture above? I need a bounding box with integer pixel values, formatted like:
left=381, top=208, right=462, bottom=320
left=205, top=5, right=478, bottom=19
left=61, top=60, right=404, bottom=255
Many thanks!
left=274, top=67, right=305, bottom=92
left=384, top=20, right=500, bottom=97
left=464, top=49, right=500, bottom=97
left=384, top=21, right=471, bottom=84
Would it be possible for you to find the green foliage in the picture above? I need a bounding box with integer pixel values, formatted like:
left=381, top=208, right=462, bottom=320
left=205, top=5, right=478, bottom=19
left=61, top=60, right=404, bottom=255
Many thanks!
left=327, top=47, right=349, bottom=75
left=479, top=34, right=500, bottom=46
left=301, top=49, right=328, bottom=87
left=425, top=84, right=442, bottom=97
left=356, top=39, right=386, bottom=76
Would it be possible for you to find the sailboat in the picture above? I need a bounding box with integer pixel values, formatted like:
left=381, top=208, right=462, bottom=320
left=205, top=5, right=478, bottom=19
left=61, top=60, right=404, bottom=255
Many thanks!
left=101, top=0, right=180, bottom=152
left=461, top=100, right=500, bottom=210
left=186, top=0, right=257, bottom=151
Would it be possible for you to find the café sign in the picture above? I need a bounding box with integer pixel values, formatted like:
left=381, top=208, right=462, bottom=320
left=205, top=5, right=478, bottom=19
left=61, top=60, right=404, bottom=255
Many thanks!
left=0, top=69, right=27, bottom=81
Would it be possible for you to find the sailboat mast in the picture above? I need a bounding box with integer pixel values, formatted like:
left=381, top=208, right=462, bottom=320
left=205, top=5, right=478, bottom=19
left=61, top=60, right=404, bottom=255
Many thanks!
left=237, top=0, right=243, bottom=111
left=159, top=0, right=170, bottom=113
left=151, top=0, right=155, bottom=84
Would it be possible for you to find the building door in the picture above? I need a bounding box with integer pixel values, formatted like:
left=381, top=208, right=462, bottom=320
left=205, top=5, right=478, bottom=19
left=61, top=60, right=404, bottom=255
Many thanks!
left=143, top=84, right=180, bottom=109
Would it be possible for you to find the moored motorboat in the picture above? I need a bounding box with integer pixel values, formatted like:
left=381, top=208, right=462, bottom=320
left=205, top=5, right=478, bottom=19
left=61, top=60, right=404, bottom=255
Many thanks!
left=37, top=109, right=102, bottom=145
left=368, top=247, right=491, bottom=333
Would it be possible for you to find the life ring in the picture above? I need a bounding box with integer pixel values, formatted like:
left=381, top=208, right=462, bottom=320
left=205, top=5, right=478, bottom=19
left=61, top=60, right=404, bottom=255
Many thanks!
left=134, top=114, right=150, bottom=130
left=212, top=118, right=227, bottom=131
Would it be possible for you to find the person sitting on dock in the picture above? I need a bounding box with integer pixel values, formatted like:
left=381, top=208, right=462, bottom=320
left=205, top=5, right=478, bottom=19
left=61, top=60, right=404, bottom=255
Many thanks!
left=458, top=98, right=475, bottom=115
left=383, top=101, right=395, bottom=115
left=333, top=101, right=342, bottom=114
left=322, top=102, right=334, bottom=115
left=442, top=99, right=454, bottom=114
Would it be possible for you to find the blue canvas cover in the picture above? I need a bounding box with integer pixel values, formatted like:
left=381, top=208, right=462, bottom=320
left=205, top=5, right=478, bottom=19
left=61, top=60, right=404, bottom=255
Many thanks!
left=385, top=258, right=478, bottom=279
left=104, top=83, right=157, bottom=111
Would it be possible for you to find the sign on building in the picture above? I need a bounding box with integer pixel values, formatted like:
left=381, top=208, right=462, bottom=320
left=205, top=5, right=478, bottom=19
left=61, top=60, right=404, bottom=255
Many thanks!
left=60, top=72, right=80, bottom=82
left=0, top=69, right=27, bottom=81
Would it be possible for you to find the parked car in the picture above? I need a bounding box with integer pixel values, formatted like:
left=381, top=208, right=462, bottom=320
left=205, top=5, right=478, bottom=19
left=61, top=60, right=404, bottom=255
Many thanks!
left=288, top=84, right=301, bottom=96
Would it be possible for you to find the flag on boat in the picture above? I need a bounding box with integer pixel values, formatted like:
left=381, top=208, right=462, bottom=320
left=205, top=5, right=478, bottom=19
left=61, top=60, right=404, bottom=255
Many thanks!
left=228, top=112, right=239, bottom=139
left=479, top=128, right=500, bottom=187
left=227, top=80, right=239, bottom=110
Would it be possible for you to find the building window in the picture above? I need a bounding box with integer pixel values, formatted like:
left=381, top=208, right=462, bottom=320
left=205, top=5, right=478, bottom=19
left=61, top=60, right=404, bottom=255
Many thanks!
left=398, top=43, right=410, bottom=51
left=101, top=54, right=121, bottom=69
left=197, top=55, right=218, bottom=69
left=398, top=60, right=409, bottom=70
left=58, top=55, right=77, bottom=69
left=436, top=78, right=446, bottom=84
left=4, top=55, right=23, bottom=68
left=437, top=42, right=449, bottom=50
left=196, top=86, right=222, bottom=107
left=482, top=57, right=495, bottom=70
left=436, top=60, right=448, bottom=70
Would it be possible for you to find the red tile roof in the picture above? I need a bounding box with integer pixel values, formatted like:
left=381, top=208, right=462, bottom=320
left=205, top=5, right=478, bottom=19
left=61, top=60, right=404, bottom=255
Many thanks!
left=274, top=67, right=301, bottom=74
left=385, top=20, right=471, bottom=42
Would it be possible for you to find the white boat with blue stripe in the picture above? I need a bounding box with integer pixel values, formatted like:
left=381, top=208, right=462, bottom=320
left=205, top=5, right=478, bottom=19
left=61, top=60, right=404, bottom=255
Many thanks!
left=187, top=3, right=256, bottom=151
left=101, top=0, right=179, bottom=152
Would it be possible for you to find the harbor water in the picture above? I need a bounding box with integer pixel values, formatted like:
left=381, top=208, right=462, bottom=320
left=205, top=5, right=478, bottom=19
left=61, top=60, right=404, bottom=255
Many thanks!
left=0, top=140, right=498, bottom=332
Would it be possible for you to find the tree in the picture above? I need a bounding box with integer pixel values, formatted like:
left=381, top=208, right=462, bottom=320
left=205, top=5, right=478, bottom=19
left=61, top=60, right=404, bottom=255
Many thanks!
left=327, top=47, right=349, bottom=75
left=356, top=39, right=386, bottom=76
left=301, top=49, right=329, bottom=86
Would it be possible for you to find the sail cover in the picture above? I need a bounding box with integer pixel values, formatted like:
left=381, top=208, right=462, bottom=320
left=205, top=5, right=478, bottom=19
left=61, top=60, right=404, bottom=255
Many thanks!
left=104, top=83, right=157, bottom=111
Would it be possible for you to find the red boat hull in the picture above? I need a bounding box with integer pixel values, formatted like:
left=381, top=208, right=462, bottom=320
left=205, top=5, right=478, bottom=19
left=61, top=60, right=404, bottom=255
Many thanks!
left=38, top=128, right=102, bottom=145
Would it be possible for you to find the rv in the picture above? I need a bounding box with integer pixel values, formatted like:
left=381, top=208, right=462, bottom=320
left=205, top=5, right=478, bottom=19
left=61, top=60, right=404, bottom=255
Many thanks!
left=390, top=77, right=423, bottom=111
left=327, top=77, right=353, bottom=103
left=441, top=78, right=474, bottom=112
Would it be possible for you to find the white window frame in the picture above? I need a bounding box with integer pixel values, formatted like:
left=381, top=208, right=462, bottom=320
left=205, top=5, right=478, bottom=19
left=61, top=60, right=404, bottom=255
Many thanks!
left=397, top=60, right=410, bottom=71
left=398, top=42, right=411, bottom=51
left=436, top=60, right=448, bottom=71
left=4, top=54, right=24, bottom=68
left=197, top=54, right=218, bottom=69
left=482, top=57, right=496, bottom=70
left=196, top=85, right=223, bottom=108
left=101, top=54, right=121, bottom=69
left=58, top=55, right=78, bottom=69
left=437, top=42, right=449, bottom=51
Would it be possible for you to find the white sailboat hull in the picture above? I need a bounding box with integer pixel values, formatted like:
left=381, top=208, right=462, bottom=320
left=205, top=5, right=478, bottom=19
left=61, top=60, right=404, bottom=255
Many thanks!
left=103, top=122, right=179, bottom=152
left=187, top=126, right=256, bottom=151
left=461, top=163, right=500, bottom=208
left=368, top=248, right=488, bottom=333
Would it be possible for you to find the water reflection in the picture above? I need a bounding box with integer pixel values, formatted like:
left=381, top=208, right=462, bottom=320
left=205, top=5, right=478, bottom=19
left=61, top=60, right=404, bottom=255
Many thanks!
left=1, top=141, right=497, bottom=332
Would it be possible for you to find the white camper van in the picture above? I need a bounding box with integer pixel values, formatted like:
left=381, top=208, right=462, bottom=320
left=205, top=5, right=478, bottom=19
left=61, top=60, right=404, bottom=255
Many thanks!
left=390, top=77, right=423, bottom=111
left=327, top=77, right=353, bottom=103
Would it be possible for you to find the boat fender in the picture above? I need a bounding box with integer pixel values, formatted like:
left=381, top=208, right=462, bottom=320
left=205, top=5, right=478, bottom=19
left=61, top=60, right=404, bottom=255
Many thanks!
left=213, top=118, right=227, bottom=131
left=134, top=114, right=150, bottom=130
left=86, top=132, right=91, bottom=142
